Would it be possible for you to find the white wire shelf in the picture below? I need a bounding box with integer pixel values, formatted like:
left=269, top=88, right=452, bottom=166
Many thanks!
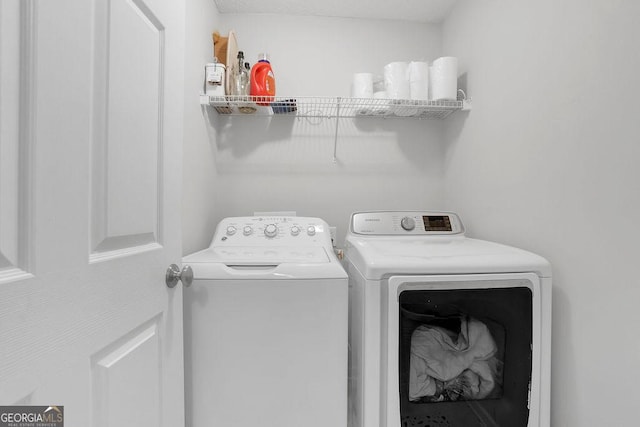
left=200, top=95, right=466, bottom=119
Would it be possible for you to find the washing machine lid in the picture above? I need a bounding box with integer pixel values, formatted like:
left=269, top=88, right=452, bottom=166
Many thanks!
left=184, top=246, right=330, bottom=264
left=345, top=235, right=551, bottom=279
left=183, top=246, right=348, bottom=280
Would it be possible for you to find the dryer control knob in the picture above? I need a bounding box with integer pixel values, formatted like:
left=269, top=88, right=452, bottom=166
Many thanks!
left=400, top=216, right=416, bottom=231
left=243, top=226, right=253, bottom=236
left=290, top=226, right=301, bottom=236
left=307, top=226, right=316, bottom=236
left=226, top=226, right=237, bottom=236
left=264, top=224, right=278, bottom=238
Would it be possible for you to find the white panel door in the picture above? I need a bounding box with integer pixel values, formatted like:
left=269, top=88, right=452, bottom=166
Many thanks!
left=0, top=0, right=185, bottom=425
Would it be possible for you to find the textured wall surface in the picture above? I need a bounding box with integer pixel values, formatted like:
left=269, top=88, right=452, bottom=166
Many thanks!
left=442, top=1, right=640, bottom=424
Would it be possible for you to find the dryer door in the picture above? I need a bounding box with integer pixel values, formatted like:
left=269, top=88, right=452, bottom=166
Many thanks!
left=385, top=273, right=542, bottom=427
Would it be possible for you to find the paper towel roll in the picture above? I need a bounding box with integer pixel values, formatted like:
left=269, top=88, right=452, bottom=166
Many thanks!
left=384, top=62, right=410, bottom=99
left=409, top=61, right=429, bottom=101
left=351, top=73, right=374, bottom=98
left=430, top=56, right=458, bottom=101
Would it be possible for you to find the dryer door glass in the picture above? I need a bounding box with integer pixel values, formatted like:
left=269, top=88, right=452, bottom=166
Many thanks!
left=398, top=285, right=532, bottom=427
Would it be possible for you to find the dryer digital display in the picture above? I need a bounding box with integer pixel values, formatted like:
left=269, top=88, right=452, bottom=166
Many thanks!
left=422, top=215, right=452, bottom=232
left=350, top=211, right=464, bottom=235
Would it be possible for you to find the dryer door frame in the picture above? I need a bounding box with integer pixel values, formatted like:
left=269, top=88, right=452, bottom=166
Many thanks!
left=384, top=273, right=542, bottom=427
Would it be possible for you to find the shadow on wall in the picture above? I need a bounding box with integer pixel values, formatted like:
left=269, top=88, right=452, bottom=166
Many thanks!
left=216, top=115, right=297, bottom=156
left=448, top=71, right=469, bottom=139
left=201, top=106, right=452, bottom=175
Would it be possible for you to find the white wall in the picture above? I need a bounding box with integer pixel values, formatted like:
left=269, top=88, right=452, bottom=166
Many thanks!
left=442, top=0, right=640, bottom=425
left=182, top=0, right=220, bottom=254
left=181, top=1, right=221, bottom=424
left=208, top=14, right=446, bottom=244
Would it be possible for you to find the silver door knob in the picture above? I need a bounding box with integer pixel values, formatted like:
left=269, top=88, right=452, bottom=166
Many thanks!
left=165, top=264, right=193, bottom=288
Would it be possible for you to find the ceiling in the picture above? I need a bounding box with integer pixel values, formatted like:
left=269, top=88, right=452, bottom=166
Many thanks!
left=213, top=0, right=459, bottom=24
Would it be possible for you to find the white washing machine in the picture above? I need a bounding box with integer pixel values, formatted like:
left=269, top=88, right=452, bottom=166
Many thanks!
left=184, top=216, right=348, bottom=427
left=344, top=211, right=552, bottom=427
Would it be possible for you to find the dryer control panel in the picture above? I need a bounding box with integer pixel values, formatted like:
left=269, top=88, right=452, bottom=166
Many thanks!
left=350, top=211, right=465, bottom=235
left=211, top=216, right=331, bottom=246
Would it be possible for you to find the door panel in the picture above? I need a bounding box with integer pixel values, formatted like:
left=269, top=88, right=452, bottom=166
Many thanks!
left=92, top=317, right=162, bottom=427
left=0, top=0, right=185, bottom=425
left=0, top=0, right=19, bottom=269
left=91, top=0, right=165, bottom=257
left=0, top=0, right=32, bottom=282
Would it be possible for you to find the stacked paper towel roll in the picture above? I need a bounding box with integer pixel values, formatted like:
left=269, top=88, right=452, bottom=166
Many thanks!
left=383, top=62, right=410, bottom=99
left=409, top=61, right=429, bottom=101
left=352, top=57, right=457, bottom=102
left=430, top=56, right=458, bottom=101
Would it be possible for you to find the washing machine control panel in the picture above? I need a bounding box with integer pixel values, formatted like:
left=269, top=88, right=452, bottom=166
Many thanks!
left=350, top=211, right=465, bottom=235
left=213, top=216, right=330, bottom=246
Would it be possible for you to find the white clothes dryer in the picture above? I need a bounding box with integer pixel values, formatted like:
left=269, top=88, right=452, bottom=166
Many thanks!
left=184, top=216, right=348, bottom=427
left=344, top=211, right=552, bottom=427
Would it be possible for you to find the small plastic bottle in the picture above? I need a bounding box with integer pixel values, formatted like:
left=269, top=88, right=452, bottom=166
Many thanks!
left=237, top=62, right=256, bottom=113
left=243, top=62, right=251, bottom=95
left=250, top=53, right=276, bottom=105
left=236, top=59, right=249, bottom=97
left=231, top=51, right=245, bottom=97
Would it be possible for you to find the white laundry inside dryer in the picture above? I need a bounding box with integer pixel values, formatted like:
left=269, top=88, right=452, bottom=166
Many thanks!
left=409, top=315, right=502, bottom=402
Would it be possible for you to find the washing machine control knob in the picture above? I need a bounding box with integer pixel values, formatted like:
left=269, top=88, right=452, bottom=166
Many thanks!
left=243, top=226, right=253, bottom=236
left=264, top=224, right=278, bottom=238
left=226, top=226, right=237, bottom=236
left=307, top=226, right=316, bottom=236
left=400, top=216, right=416, bottom=231
left=290, top=226, right=301, bottom=236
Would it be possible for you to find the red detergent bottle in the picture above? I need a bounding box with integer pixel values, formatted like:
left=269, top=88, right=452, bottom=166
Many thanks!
left=250, top=53, right=276, bottom=106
